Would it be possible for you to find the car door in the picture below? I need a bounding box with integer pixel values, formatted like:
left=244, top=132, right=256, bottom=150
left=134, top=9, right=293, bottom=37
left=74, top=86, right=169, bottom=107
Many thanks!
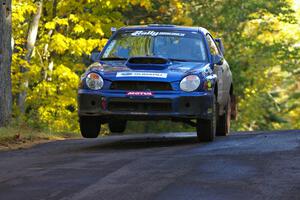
left=206, top=34, right=228, bottom=113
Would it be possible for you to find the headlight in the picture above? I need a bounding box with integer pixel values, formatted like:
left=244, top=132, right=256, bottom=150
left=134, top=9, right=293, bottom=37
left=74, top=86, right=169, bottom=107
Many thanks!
left=86, top=72, right=104, bottom=90
left=180, top=75, right=201, bottom=92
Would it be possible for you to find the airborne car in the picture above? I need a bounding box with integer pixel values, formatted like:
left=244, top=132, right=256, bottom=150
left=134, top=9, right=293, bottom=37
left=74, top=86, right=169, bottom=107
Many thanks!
left=78, top=25, right=235, bottom=142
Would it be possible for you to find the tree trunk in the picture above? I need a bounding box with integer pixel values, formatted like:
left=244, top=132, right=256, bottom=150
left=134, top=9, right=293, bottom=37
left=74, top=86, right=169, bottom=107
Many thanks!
left=18, top=0, right=43, bottom=114
left=43, top=0, right=57, bottom=81
left=0, top=0, right=12, bottom=127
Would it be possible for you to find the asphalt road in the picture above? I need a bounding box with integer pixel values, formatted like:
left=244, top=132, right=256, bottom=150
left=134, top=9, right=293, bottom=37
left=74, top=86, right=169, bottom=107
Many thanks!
left=0, top=130, right=300, bottom=200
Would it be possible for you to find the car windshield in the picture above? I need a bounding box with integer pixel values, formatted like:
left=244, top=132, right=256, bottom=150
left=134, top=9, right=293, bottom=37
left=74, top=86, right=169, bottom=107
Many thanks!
left=101, top=30, right=208, bottom=62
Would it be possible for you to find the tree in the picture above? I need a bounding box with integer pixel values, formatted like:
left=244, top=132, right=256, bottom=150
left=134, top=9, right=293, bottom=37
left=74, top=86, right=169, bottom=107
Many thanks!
left=0, top=0, right=12, bottom=127
left=10, top=0, right=147, bottom=132
left=17, top=0, right=43, bottom=114
left=8, top=0, right=300, bottom=132
left=188, top=0, right=300, bottom=130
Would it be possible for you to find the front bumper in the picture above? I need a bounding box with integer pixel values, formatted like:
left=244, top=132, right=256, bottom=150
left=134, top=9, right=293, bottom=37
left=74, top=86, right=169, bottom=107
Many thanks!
left=78, top=89, right=213, bottom=120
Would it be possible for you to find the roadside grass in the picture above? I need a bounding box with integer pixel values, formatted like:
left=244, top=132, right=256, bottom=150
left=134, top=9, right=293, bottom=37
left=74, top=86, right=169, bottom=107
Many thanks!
left=0, top=125, right=79, bottom=151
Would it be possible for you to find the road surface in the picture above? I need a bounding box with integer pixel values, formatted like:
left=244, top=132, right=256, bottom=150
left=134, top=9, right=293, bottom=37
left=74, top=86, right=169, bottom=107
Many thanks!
left=0, top=130, right=300, bottom=200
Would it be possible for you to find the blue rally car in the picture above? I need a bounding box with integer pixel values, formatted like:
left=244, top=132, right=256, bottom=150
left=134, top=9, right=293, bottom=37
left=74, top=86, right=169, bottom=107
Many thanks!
left=78, top=24, right=236, bottom=142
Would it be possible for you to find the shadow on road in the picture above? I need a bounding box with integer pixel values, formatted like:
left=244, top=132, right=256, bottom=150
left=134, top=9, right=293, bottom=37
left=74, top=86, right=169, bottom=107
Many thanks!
left=79, top=135, right=201, bottom=152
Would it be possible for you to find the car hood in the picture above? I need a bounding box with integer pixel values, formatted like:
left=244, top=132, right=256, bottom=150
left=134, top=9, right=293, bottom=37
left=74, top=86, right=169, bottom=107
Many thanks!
left=86, top=60, right=211, bottom=82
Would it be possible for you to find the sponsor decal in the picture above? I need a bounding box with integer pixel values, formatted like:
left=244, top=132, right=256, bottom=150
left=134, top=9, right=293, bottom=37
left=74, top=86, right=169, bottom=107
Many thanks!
left=131, top=31, right=185, bottom=37
left=126, top=91, right=153, bottom=96
left=116, top=72, right=167, bottom=78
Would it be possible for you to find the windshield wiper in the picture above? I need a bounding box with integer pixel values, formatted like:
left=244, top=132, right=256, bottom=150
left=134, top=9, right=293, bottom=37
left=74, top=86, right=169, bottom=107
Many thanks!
left=100, top=57, right=128, bottom=61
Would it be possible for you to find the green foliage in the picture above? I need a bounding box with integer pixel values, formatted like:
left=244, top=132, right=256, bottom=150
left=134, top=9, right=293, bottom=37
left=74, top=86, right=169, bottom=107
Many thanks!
left=188, top=0, right=300, bottom=131
left=10, top=0, right=300, bottom=133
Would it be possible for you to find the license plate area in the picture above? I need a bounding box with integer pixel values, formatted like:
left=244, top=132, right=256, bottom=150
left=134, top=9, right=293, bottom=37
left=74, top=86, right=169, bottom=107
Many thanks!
left=108, top=98, right=172, bottom=113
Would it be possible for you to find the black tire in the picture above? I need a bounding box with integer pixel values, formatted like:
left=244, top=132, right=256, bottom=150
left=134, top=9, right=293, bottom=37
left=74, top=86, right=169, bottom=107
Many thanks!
left=196, top=95, right=217, bottom=142
left=79, top=116, right=101, bottom=138
left=109, top=120, right=127, bottom=133
left=216, top=96, right=231, bottom=136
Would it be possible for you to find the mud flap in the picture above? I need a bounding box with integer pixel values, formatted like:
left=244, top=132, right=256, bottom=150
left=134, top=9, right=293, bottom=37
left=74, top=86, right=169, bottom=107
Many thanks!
left=231, top=94, right=238, bottom=120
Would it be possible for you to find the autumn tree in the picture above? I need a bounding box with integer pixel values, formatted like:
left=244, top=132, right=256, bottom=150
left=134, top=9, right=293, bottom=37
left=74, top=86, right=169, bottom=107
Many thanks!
left=17, top=0, right=43, bottom=114
left=11, top=0, right=151, bottom=132
left=8, top=0, right=300, bottom=133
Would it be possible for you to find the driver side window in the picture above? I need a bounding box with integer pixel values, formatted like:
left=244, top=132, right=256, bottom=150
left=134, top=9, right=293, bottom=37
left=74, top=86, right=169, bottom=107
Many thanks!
left=206, top=34, right=220, bottom=56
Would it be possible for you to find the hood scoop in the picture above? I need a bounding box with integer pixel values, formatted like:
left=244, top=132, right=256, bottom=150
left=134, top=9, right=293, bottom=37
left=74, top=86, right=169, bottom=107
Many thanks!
left=125, top=56, right=171, bottom=70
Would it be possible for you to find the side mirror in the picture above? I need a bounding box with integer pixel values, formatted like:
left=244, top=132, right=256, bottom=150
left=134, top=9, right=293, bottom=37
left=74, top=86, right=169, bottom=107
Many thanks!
left=90, top=51, right=101, bottom=62
left=215, top=38, right=225, bottom=55
left=212, top=54, right=224, bottom=65
left=111, top=27, right=117, bottom=35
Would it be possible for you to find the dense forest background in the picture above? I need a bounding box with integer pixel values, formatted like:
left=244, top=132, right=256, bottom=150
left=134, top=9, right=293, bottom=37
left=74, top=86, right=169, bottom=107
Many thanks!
left=7, top=0, right=300, bottom=134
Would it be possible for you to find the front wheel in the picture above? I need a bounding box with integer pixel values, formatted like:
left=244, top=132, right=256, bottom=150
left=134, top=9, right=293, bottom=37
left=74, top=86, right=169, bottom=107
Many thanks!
left=79, top=116, right=101, bottom=138
left=196, top=95, right=217, bottom=142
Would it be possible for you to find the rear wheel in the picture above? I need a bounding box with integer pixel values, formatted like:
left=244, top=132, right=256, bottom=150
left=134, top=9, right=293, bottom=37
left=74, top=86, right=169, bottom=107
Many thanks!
left=79, top=116, right=101, bottom=138
left=196, top=95, right=217, bottom=142
left=109, top=120, right=127, bottom=133
left=216, top=96, right=231, bottom=136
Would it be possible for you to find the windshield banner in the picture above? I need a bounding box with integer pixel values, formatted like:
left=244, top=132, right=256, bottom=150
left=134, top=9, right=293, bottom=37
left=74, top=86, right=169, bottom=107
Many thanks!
left=131, top=31, right=185, bottom=37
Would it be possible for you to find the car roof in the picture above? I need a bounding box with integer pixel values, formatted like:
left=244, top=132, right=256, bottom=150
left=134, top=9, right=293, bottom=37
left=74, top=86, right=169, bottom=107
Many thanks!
left=118, top=24, right=210, bottom=35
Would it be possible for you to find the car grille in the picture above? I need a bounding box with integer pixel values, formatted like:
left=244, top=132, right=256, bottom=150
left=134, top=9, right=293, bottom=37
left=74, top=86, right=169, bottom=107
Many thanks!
left=108, top=98, right=172, bottom=113
left=110, top=81, right=172, bottom=91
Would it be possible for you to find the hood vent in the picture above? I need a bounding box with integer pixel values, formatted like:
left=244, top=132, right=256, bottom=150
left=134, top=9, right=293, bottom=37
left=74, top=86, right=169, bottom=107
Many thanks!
left=126, top=56, right=171, bottom=70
